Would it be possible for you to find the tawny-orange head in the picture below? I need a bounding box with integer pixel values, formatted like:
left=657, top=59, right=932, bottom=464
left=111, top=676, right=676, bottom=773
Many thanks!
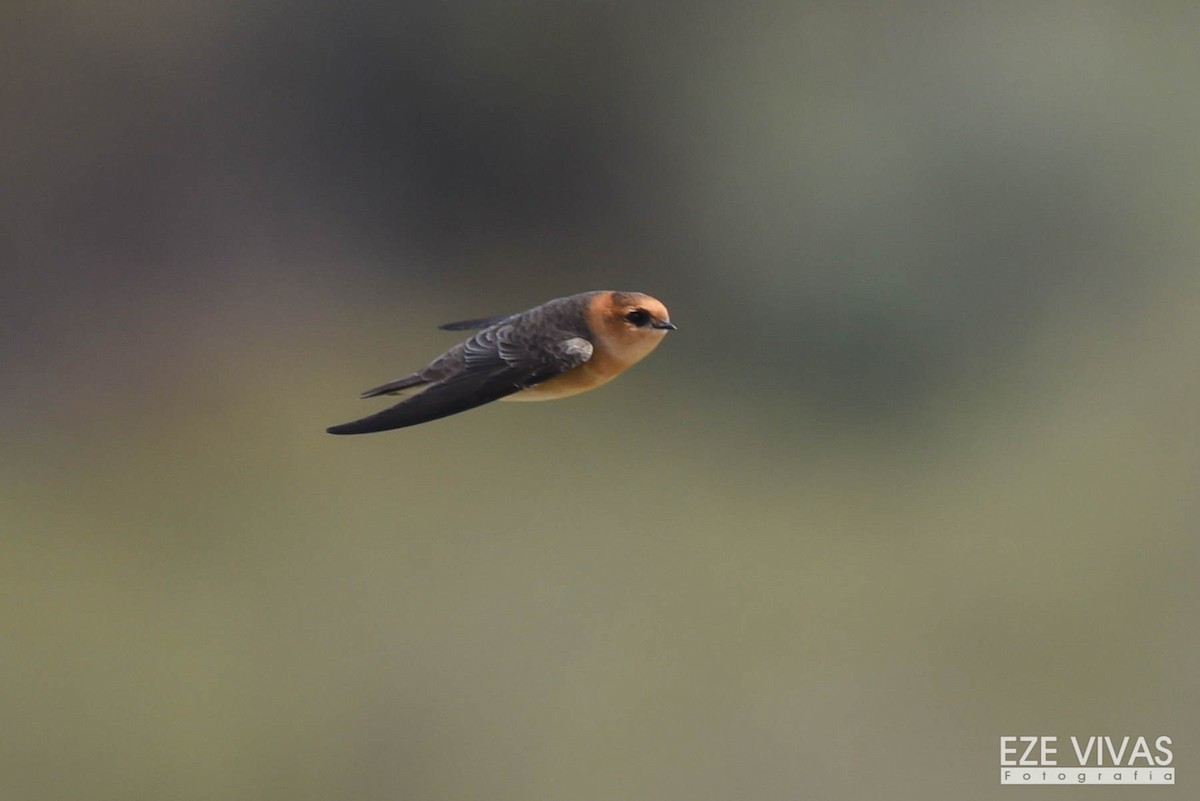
left=585, top=291, right=676, bottom=369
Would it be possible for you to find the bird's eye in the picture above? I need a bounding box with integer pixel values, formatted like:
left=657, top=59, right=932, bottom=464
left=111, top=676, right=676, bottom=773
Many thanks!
left=625, top=309, right=650, bottom=327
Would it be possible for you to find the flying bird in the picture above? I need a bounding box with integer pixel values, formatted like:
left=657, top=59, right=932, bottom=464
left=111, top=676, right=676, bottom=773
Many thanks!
left=327, top=290, right=675, bottom=434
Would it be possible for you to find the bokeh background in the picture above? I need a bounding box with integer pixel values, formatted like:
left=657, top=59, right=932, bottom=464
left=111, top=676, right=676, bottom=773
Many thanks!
left=3, top=3, right=1197, bottom=799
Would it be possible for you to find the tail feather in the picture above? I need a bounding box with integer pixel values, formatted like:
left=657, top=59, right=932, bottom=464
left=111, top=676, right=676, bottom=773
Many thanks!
left=358, top=373, right=428, bottom=399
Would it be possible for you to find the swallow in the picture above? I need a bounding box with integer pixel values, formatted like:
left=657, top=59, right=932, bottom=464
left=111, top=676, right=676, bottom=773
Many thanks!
left=327, top=290, right=675, bottom=434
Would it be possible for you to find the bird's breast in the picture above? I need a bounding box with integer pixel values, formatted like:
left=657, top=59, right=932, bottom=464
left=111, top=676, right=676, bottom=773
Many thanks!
left=502, top=359, right=618, bottom=401
left=503, top=327, right=665, bottom=402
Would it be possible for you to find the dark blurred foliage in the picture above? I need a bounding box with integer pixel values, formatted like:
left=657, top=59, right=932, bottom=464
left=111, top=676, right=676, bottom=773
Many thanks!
left=7, top=1, right=1187, bottom=420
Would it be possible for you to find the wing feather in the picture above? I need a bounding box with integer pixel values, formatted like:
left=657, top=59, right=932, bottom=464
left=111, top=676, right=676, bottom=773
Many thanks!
left=326, top=328, right=592, bottom=434
left=438, top=313, right=516, bottom=331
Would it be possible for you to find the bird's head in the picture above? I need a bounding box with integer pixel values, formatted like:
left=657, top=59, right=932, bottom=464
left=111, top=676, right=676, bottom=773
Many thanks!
left=589, top=291, right=675, bottom=365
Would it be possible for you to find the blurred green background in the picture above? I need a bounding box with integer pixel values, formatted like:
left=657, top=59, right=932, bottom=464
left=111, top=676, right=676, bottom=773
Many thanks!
left=3, top=3, right=1197, bottom=799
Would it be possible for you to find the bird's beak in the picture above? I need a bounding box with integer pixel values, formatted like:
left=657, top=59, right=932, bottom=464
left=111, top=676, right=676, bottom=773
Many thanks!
left=652, top=320, right=677, bottom=331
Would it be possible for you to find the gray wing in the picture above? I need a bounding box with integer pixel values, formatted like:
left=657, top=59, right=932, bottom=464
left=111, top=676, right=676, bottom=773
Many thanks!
left=327, top=325, right=592, bottom=435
